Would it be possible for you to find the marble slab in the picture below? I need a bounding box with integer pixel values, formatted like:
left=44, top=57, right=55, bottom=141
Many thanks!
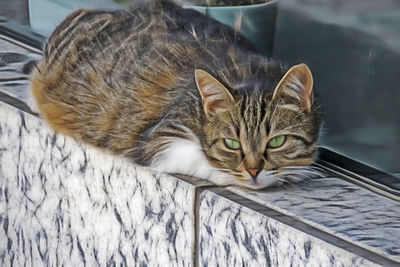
left=0, top=101, right=204, bottom=266
left=199, top=188, right=382, bottom=266
left=227, top=177, right=400, bottom=263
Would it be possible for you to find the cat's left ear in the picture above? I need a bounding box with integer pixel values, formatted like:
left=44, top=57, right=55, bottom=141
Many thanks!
left=195, top=69, right=235, bottom=116
left=272, top=63, right=314, bottom=112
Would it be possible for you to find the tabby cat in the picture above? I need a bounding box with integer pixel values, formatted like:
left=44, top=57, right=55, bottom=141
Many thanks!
left=30, top=0, right=322, bottom=189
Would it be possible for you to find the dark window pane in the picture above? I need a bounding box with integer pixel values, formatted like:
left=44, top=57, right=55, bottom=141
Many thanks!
left=273, top=0, right=400, bottom=178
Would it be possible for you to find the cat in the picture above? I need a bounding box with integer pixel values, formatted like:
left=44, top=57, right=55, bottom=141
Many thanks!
left=30, top=0, right=322, bottom=189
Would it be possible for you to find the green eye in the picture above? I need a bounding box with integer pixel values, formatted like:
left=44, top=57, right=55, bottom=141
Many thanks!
left=267, top=135, right=286, bottom=149
left=224, top=138, right=241, bottom=150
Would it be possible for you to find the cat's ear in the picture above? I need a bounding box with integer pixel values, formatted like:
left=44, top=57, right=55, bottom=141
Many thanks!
left=272, top=63, right=314, bottom=112
left=195, top=69, right=235, bottom=115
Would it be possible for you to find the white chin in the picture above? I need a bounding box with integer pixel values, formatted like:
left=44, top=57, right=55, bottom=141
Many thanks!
left=247, top=178, right=282, bottom=190
left=237, top=171, right=283, bottom=190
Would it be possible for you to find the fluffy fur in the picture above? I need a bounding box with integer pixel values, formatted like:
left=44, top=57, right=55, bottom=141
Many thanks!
left=30, top=0, right=322, bottom=189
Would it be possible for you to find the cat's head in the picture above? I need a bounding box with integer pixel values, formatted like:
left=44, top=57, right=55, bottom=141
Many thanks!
left=195, top=63, right=322, bottom=189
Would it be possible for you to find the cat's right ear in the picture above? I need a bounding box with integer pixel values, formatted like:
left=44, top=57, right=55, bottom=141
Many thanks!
left=195, top=69, right=235, bottom=116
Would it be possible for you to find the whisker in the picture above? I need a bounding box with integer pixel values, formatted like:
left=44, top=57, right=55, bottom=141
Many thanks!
left=278, top=171, right=319, bottom=179
left=274, top=177, right=299, bottom=189
left=274, top=164, right=326, bottom=187
left=275, top=177, right=289, bottom=189
left=280, top=167, right=325, bottom=178
left=281, top=165, right=326, bottom=174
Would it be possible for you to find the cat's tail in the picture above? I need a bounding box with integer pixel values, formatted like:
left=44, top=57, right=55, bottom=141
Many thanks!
left=22, top=59, right=41, bottom=115
left=21, top=59, right=39, bottom=75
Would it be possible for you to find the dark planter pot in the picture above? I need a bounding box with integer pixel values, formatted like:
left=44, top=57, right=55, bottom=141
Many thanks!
left=183, top=0, right=277, bottom=56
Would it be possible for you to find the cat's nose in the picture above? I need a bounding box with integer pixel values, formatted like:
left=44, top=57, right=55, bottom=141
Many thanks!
left=247, top=168, right=260, bottom=179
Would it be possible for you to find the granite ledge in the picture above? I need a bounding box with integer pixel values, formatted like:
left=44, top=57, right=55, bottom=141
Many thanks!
left=199, top=187, right=396, bottom=266
left=0, top=101, right=211, bottom=266
left=225, top=177, right=400, bottom=264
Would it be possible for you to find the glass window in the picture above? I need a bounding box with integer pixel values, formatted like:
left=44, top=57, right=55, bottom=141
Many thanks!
left=28, top=0, right=134, bottom=36
left=273, top=0, right=400, bottom=178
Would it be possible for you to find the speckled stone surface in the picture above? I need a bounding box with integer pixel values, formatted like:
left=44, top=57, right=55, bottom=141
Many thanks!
left=199, top=188, right=380, bottom=267
left=0, top=102, right=200, bottom=266
left=227, top=177, right=400, bottom=262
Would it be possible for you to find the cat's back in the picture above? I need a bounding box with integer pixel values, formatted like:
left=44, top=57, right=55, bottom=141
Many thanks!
left=30, top=0, right=255, bottom=153
left=39, top=0, right=251, bottom=73
left=30, top=1, right=181, bottom=149
left=32, top=0, right=250, bottom=95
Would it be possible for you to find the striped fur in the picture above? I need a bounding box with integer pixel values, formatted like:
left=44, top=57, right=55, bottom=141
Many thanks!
left=30, top=0, right=322, bottom=189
